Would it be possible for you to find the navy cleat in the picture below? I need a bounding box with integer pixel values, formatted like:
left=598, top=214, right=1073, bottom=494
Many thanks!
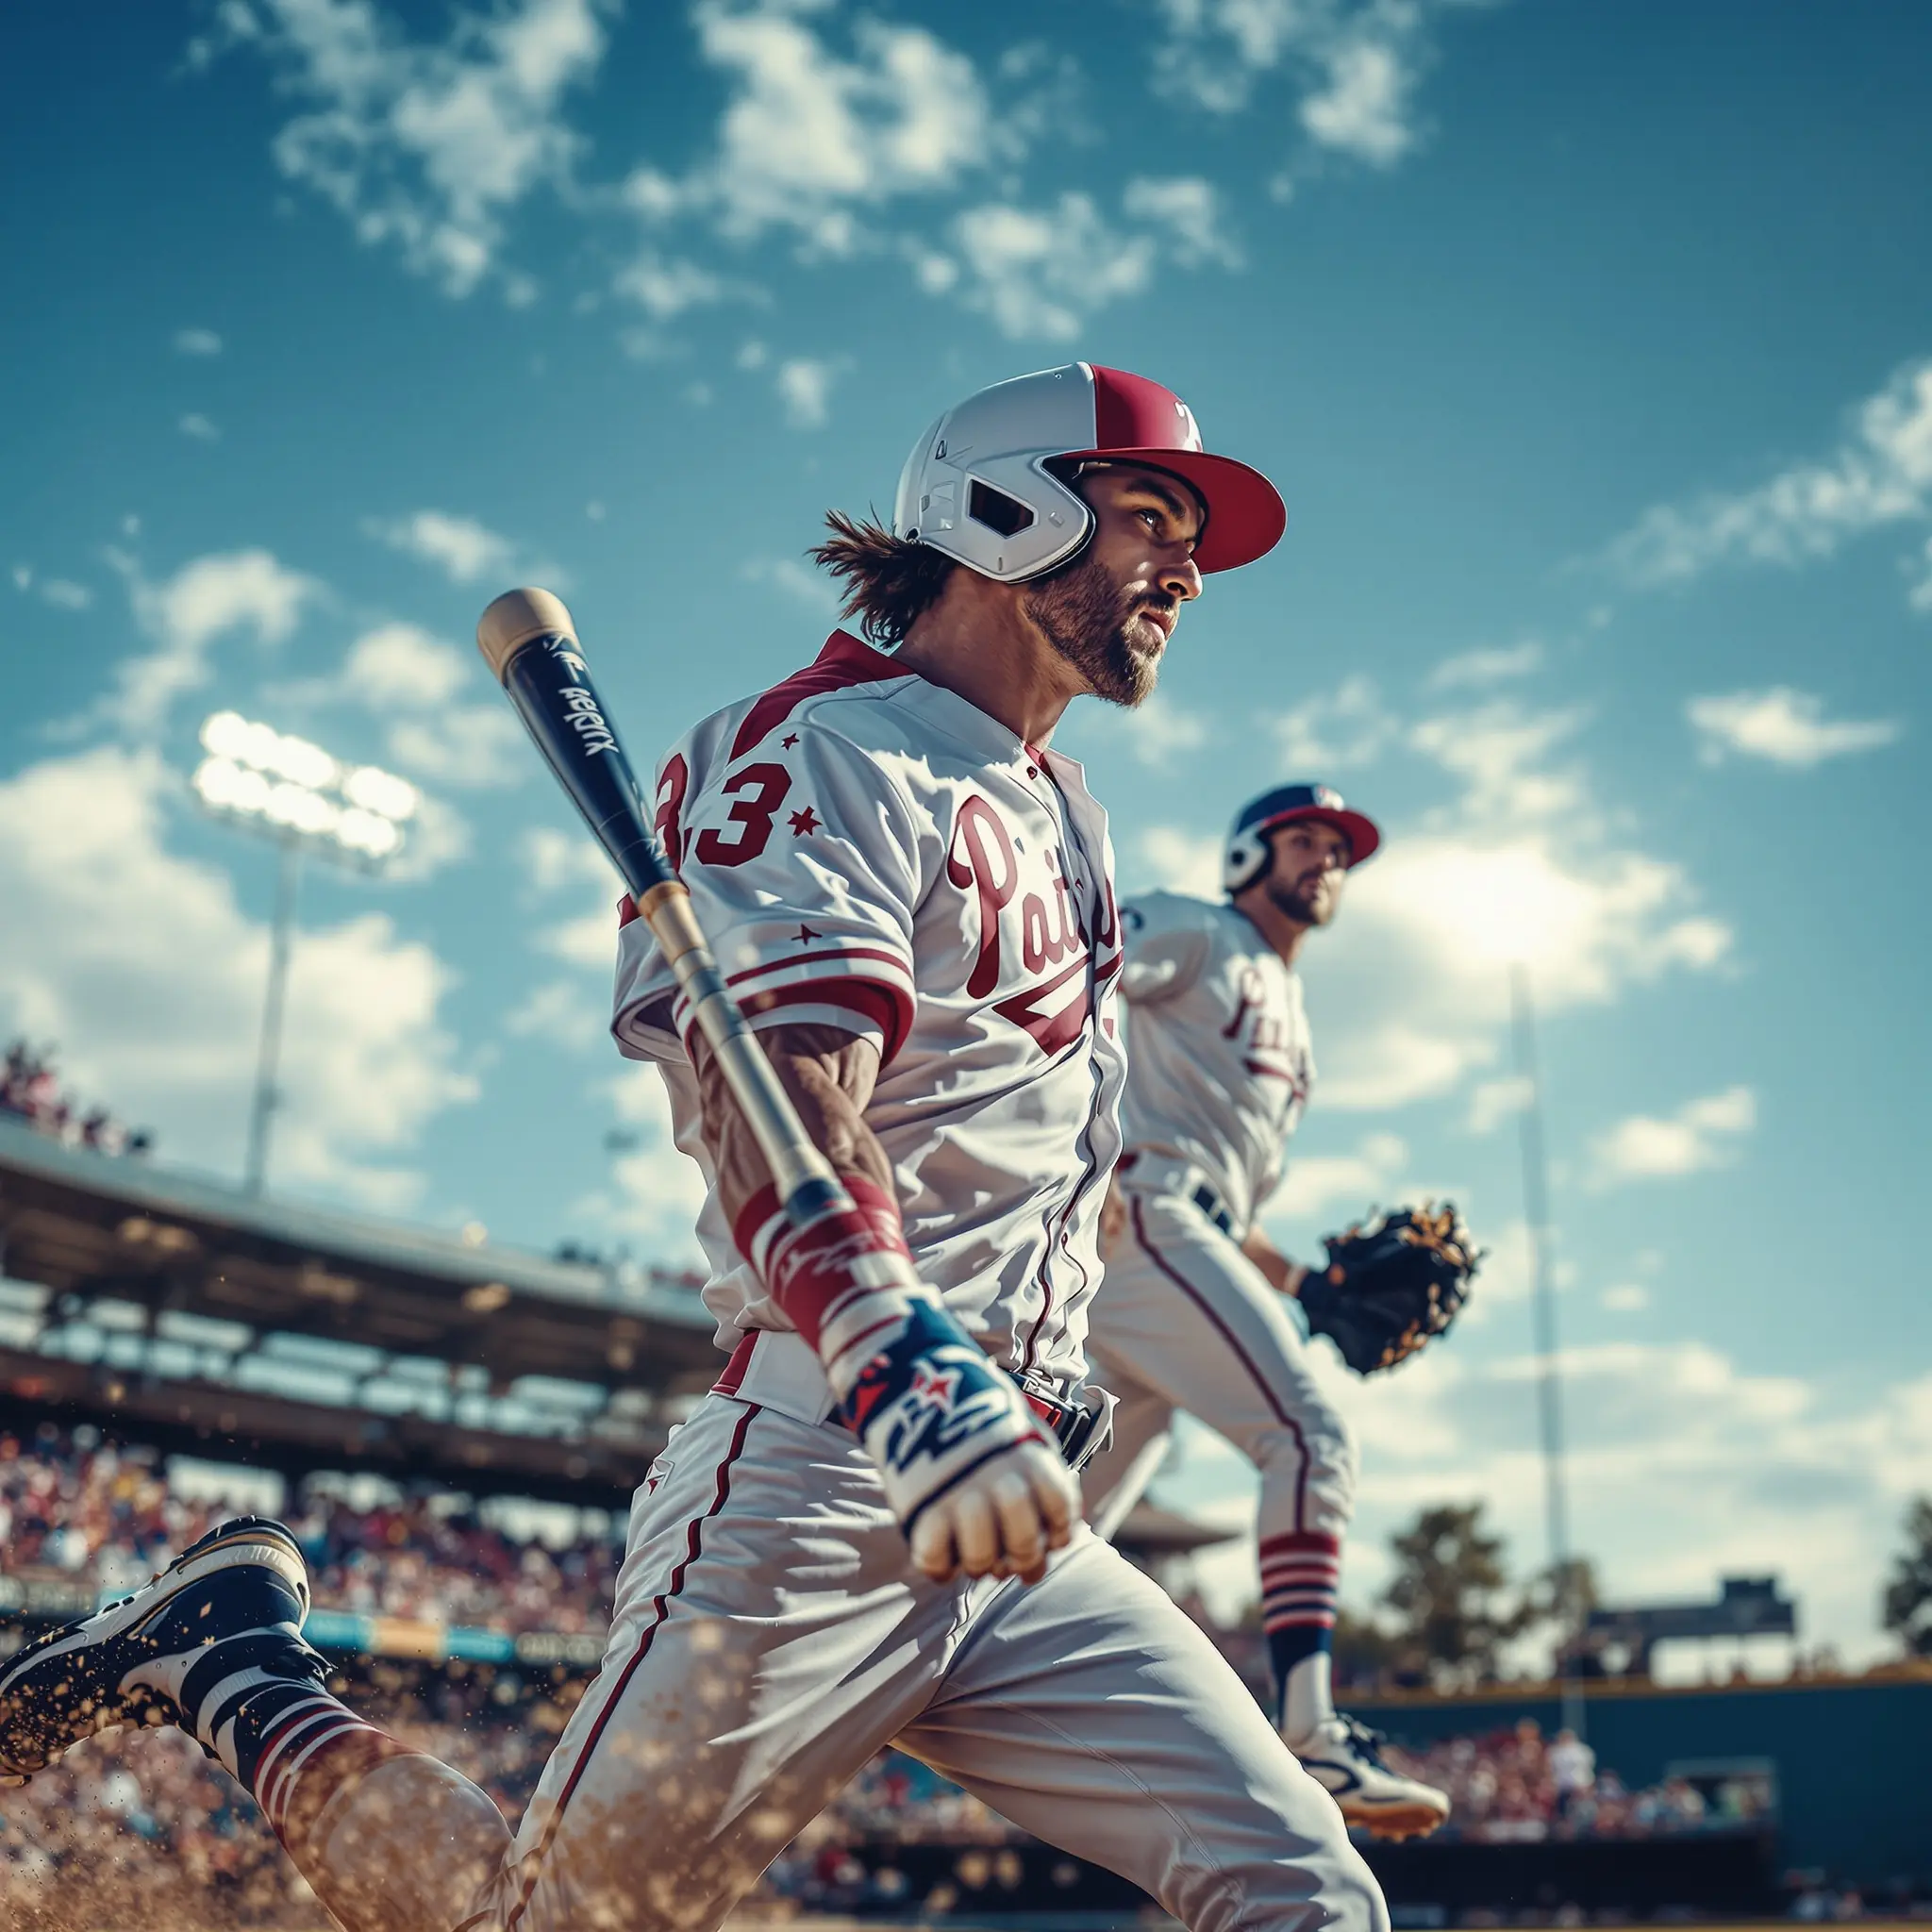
left=0, top=1515, right=312, bottom=1785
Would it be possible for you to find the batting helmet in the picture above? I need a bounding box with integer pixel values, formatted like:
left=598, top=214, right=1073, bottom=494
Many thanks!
left=1223, top=783, right=1381, bottom=896
left=892, top=363, right=1286, bottom=584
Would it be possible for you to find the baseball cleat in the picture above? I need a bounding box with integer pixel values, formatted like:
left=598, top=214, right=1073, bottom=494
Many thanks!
left=1289, top=1714, right=1451, bottom=1841
left=0, top=1515, right=310, bottom=1785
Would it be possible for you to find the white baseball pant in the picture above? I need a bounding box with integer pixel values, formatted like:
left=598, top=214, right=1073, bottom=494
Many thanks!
left=1083, top=1189, right=1358, bottom=1660
left=291, top=1391, right=1384, bottom=1932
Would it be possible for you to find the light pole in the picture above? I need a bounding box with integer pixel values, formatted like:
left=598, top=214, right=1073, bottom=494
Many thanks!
left=1509, top=964, right=1587, bottom=1738
left=192, top=711, right=418, bottom=1194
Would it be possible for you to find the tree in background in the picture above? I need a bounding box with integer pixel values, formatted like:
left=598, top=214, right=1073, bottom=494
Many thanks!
left=1381, top=1502, right=1529, bottom=1690
left=1518, top=1554, right=1602, bottom=1674
left=1881, top=1495, right=1932, bottom=1657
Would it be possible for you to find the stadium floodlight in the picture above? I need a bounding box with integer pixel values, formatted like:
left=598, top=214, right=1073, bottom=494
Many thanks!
left=193, top=711, right=417, bottom=868
left=191, top=711, right=421, bottom=1196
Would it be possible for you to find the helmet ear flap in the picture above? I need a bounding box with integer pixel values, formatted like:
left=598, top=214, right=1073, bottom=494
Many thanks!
left=1223, top=827, right=1271, bottom=897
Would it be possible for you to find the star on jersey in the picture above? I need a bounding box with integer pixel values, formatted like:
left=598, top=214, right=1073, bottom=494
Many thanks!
left=792, top=924, right=822, bottom=944
left=789, top=806, right=822, bottom=838
left=781, top=734, right=799, bottom=749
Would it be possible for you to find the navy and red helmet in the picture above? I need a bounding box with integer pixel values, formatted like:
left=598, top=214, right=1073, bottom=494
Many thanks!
left=1223, top=783, right=1381, bottom=895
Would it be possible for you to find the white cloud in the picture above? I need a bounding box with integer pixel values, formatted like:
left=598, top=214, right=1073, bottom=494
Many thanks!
left=336, top=622, right=525, bottom=789
left=368, top=508, right=518, bottom=584
left=741, top=556, right=840, bottom=614
left=215, top=0, right=611, bottom=297
left=12, top=567, right=93, bottom=611
left=341, top=621, right=469, bottom=708
left=1465, top=1074, right=1530, bottom=1134
left=1601, top=1282, right=1649, bottom=1313
left=1132, top=824, right=1224, bottom=901
left=678, top=2, right=993, bottom=251
left=949, top=179, right=1241, bottom=341
left=1607, top=358, right=1932, bottom=611
left=1299, top=36, right=1413, bottom=164
left=1242, top=686, right=1732, bottom=1112
left=174, top=326, right=224, bottom=356
left=1429, top=640, right=1542, bottom=690
left=110, top=548, right=320, bottom=734
left=1121, top=175, right=1242, bottom=268
left=572, top=1065, right=708, bottom=1259
left=1687, top=687, right=1903, bottom=768
left=1590, top=1085, right=1756, bottom=1187
left=178, top=412, right=221, bottom=441
left=1272, top=674, right=1397, bottom=770
left=1154, top=0, right=1457, bottom=175
left=385, top=708, right=527, bottom=787
left=506, top=975, right=607, bottom=1051
left=1269, top=1129, right=1408, bottom=1223
left=775, top=356, right=842, bottom=429
left=0, top=744, right=474, bottom=1208
left=613, top=248, right=735, bottom=320
left=1109, top=694, right=1210, bottom=769
left=951, top=192, right=1157, bottom=341
left=523, top=825, right=622, bottom=969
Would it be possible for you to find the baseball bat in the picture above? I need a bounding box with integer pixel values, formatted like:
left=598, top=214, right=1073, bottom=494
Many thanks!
left=476, top=588, right=845, bottom=1229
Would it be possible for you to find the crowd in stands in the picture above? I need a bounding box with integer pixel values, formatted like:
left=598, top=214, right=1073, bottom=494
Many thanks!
left=0, top=1427, right=621, bottom=1636
left=1382, top=1718, right=1772, bottom=1844
left=0, top=1040, right=151, bottom=1157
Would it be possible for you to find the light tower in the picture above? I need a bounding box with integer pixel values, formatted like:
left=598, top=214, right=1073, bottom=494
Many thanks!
left=192, top=711, right=418, bottom=1193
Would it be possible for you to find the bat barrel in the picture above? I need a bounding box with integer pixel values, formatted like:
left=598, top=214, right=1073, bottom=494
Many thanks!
left=475, top=589, right=670, bottom=903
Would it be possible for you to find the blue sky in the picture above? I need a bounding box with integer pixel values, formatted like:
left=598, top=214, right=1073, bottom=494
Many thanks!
left=3, top=0, right=1929, bottom=1660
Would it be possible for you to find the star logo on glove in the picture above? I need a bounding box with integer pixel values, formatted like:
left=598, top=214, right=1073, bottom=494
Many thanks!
left=907, top=1360, right=960, bottom=1413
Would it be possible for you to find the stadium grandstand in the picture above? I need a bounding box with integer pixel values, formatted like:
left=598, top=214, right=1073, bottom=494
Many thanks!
left=3, top=1116, right=1927, bottom=1922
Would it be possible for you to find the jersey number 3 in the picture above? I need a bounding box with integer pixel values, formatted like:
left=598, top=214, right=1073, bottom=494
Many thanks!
left=693, top=761, right=793, bottom=868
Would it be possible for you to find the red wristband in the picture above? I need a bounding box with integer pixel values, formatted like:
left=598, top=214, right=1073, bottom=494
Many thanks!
left=732, top=1175, right=916, bottom=1353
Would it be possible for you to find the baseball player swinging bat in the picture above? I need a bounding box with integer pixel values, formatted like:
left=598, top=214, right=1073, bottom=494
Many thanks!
left=476, top=588, right=845, bottom=1237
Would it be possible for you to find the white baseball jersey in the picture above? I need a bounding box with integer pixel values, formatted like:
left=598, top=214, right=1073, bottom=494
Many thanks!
left=1115, top=891, right=1314, bottom=1237
left=612, top=630, right=1127, bottom=1403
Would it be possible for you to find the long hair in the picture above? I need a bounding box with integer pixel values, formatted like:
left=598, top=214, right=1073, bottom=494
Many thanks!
left=808, top=509, right=956, bottom=646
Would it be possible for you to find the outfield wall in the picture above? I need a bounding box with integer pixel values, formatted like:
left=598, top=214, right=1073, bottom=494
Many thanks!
left=1354, top=1674, right=1932, bottom=1885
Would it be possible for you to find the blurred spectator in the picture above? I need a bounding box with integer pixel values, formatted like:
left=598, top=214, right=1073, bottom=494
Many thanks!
left=1381, top=1717, right=1768, bottom=1844
left=1548, top=1724, right=1595, bottom=1821
left=0, top=1039, right=151, bottom=1157
left=1, top=1427, right=620, bottom=1638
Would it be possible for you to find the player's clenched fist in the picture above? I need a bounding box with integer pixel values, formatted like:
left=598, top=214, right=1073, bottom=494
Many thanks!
left=837, top=1299, right=1075, bottom=1585
left=908, top=1439, right=1077, bottom=1585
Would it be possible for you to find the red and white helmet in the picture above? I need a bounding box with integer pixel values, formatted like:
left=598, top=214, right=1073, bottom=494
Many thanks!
left=892, top=362, right=1286, bottom=584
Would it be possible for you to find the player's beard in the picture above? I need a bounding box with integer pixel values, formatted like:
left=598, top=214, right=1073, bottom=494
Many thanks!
left=1023, top=551, right=1169, bottom=708
left=1266, top=869, right=1340, bottom=927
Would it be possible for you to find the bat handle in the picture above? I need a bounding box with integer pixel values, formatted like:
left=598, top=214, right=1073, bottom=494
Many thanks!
left=638, top=880, right=849, bottom=1227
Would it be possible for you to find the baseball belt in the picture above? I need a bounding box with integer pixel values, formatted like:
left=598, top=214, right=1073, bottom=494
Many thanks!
left=1190, top=1181, right=1236, bottom=1239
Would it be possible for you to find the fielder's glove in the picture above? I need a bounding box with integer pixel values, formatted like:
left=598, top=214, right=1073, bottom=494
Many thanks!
left=1300, top=1202, right=1479, bottom=1375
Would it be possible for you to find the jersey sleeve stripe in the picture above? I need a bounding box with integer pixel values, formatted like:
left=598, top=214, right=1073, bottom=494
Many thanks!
left=675, top=974, right=915, bottom=1067
left=720, top=945, right=915, bottom=992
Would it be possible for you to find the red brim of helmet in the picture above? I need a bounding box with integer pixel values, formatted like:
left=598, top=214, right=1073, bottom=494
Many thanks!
left=1061, top=447, right=1287, bottom=574
left=1263, top=805, right=1382, bottom=867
